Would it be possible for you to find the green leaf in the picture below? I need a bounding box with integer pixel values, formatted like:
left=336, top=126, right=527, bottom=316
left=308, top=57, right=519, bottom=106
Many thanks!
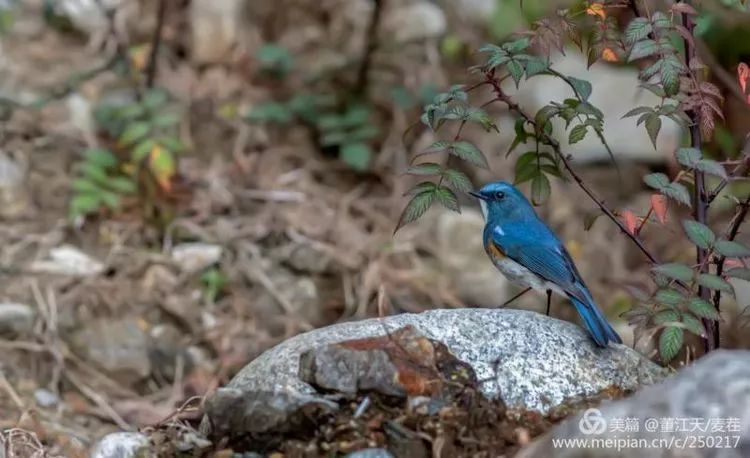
left=81, top=163, right=109, bottom=184
left=507, top=60, right=524, bottom=87
left=697, top=274, right=734, bottom=294
left=676, top=147, right=702, bottom=167
left=449, top=141, right=489, bottom=169
left=624, top=18, right=653, bottom=44
left=659, top=326, right=683, bottom=363
left=695, top=160, right=727, bottom=179
left=340, top=143, right=372, bottom=171
left=628, top=39, right=659, bottom=61
left=654, top=309, right=680, bottom=325
left=568, top=77, right=592, bottom=101
left=395, top=188, right=436, bottom=232
left=530, top=173, right=551, bottom=205
left=72, top=178, right=101, bottom=194
left=655, top=288, right=684, bottom=306
left=84, top=148, right=118, bottom=168
left=622, top=106, right=653, bottom=118
left=643, top=173, right=670, bottom=190
left=568, top=124, right=588, bottom=144
left=118, top=122, right=150, bottom=146
left=99, top=190, right=120, bottom=210
left=442, top=168, right=473, bottom=193
left=503, top=37, right=530, bottom=53
left=152, top=112, right=180, bottom=127
left=515, top=152, right=539, bottom=184
left=524, top=57, right=549, bottom=77
left=652, top=263, right=694, bottom=282
left=680, top=312, right=706, bottom=337
left=467, top=108, right=498, bottom=132
left=435, top=186, right=460, bottom=212
left=142, top=88, right=169, bottom=110
left=687, top=297, right=720, bottom=320
left=714, top=240, right=750, bottom=258
left=157, top=136, right=185, bottom=154
left=406, top=163, right=443, bottom=176
left=662, top=183, right=691, bottom=206
left=660, top=56, right=684, bottom=97
left=683, top=220, right=716, bottom=249
left=132, top=139, right=155, bottom=162
left=246, top=102, right=293, bottom=124
left=726, top=267, right=750, bottom=281
left=645, top=115, right=662, bottom=149
left=404, top=181, right=437, bottom=196
left=106, top=177, right=137, bottom=194
left=69, top=193, right=101, bottom=218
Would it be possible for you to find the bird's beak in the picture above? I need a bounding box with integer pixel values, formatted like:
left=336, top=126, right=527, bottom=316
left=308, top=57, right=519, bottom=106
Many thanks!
left=469, top=191, right=486, bottom=201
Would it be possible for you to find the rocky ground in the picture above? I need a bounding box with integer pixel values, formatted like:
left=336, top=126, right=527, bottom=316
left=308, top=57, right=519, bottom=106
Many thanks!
left=1, top=0, right=749, bottom=457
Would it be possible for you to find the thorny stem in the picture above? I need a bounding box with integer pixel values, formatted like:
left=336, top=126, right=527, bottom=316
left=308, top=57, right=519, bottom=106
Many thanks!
left=355, top=0, right=384, bottom=96
left=681, top=3, right=715, bottom=352
left=484, top=71, right=661, bottom=265
left=712, top=194, right=750, bottom=347
left=146, top=0, right=167, bottom=89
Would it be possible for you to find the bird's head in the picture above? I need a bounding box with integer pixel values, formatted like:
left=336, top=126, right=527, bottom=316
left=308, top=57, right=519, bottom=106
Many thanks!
left=469, top=181, right=536, bottom=222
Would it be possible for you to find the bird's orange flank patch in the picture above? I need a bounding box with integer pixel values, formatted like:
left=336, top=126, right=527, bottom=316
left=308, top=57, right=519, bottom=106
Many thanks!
left=487, top=240, right=506, bottom=260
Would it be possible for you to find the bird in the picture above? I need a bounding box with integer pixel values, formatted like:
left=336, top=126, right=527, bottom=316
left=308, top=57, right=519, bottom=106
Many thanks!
left=469, top=181, right=621, bottom=347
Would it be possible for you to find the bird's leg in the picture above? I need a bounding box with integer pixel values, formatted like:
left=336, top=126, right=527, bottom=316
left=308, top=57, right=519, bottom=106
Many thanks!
left=545, top=289, right=552, bottom=316
left=500, top=287, right=532, bottom=308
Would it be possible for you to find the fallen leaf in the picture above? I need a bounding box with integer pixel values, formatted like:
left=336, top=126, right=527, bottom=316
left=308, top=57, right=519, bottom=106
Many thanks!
left=601, top=48, right=618, bottom=62
left=149, top=144, right=175, bottom=191
left=738, top=63, right=750, bottom=105
left=651, top=194, right=668, bottom=224
left=586, top=3, right=606, bottom=19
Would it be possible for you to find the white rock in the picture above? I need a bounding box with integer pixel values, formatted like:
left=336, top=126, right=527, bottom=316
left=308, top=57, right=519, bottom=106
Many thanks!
left=385, top=2, right=447, bottom=43
left=503, top=50, right=681, bottom=164
left=171, top=243, right=222, bottom=274
left=452, top=0, right=497, bottom=23
left=29, top=245, right=104, bottom=276
left=90, top=432, right=153, bottom=458
left=190, top=0, right=243, bottom=64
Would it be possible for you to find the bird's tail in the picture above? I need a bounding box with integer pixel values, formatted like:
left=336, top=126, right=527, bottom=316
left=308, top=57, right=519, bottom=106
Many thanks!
left=569, top=295, right=622, bottom=347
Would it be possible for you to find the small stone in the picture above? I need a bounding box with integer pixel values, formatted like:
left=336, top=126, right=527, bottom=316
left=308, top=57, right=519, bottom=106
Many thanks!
left=90, top=432, right=153, bottom=458
left=171, top=243, right=222, bottom=274
left=190, top=0, right=243, bottom=64
left=384, top=2, right=446, bottom=43
left=29, top=245, right=105, bottom=276
left=346, top=449, right=395, bottom=458
left=71, top=318, right=151, bottom=382
left=34, top=388, right=60, bottom=408
left=0, top=303, right=35, bottom=335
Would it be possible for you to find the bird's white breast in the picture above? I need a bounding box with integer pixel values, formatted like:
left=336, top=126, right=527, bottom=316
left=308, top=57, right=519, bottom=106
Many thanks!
left=491, top=257, right=566, bottom=297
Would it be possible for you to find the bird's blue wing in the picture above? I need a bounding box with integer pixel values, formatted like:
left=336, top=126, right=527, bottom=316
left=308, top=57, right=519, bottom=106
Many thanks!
left=489, top=223, right=589, bottom=304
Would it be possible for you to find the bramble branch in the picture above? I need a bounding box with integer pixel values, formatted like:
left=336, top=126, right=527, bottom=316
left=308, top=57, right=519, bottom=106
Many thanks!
left=484, top=70, right=661, bottom=266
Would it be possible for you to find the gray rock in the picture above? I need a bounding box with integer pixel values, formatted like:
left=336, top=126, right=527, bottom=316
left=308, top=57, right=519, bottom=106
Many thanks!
left=0, top=303, right=35, bottom=335
left=170, top=243, right=222, bottom=274
left=435, top=209, right=511, bottom=306
left=519, top=350, right=750, bottom=458
left=71, top=318, right=151, bottom=382
left=90, top=432, right=153, bottom=458
left=204, top=309, right=665, bottom=437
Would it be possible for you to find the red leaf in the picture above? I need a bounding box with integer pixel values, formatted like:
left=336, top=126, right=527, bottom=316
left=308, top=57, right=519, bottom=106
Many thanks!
left=738, top=63, right=750, bottom=105
left=621, top=209, right=639, bottom=235
left=651, top=194, right=668, bottom=224
left=724, top=259, right=743, bottom=269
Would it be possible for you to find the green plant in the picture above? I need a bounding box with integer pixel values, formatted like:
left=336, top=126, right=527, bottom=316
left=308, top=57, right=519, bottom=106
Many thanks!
left=201, top=267, right=229, bottom=303
left=245, top=44, right=380, bottom=171
left=70, top=87, right=185, bottom=221
left=397, top=1, right=750, bottom=365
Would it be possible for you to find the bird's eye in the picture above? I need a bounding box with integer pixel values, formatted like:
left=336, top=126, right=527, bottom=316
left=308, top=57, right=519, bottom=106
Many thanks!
left=494, top=191, right=505, bottom=199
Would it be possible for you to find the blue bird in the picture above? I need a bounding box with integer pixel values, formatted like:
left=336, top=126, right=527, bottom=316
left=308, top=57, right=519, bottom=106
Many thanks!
left=470, top=181, right=621, bottom=347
